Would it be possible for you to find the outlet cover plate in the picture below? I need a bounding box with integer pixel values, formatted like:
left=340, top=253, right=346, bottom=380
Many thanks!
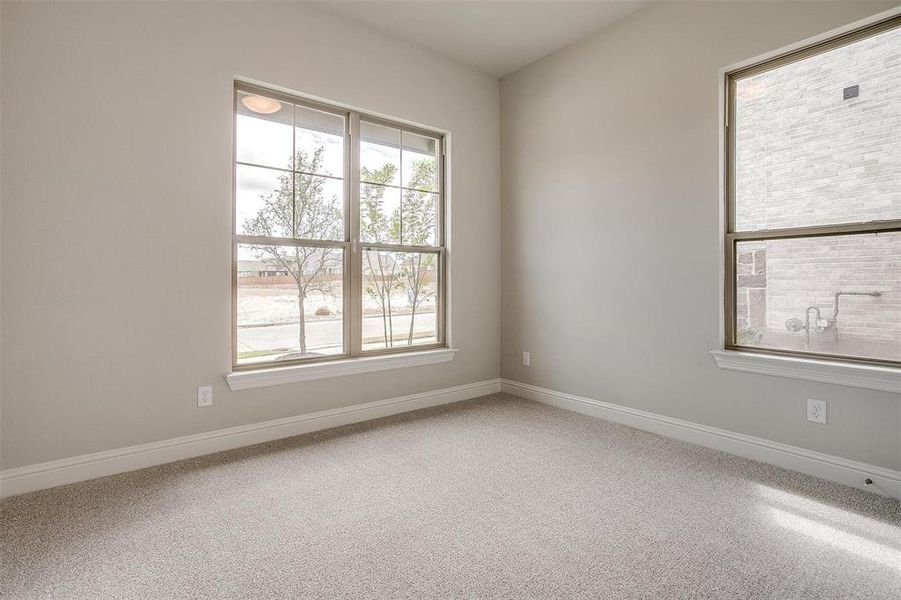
left=807, top=398, right=827, bottom=424
left=198, top=385, right=213, bottom=407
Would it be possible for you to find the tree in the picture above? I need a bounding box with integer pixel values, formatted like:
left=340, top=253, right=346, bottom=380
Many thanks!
left=243, top=147, right=341, bottom=356
left=361, top=164, right=400, bottom=346
left=361, top=158, right=438, bottom=347
left=245, top=147, right=437, bottom=353
left=399, top=159, right=438, bottom=344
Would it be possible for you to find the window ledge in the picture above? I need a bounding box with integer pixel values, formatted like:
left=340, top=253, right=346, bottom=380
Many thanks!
left=710, top=349, right=900, bottom=394
left=226, top=348, right=457, bottom=391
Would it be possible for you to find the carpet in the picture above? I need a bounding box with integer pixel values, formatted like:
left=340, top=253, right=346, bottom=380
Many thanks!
left=2, top=393, right=899, bottom=598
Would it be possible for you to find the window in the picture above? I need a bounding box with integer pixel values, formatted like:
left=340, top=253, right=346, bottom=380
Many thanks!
left=233, top=83, right=445, bottom=370
left=725, top=17, right=900, bottom=367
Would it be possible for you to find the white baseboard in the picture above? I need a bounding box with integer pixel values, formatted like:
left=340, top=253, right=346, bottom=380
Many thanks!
left=0, top=378, right=502, bottom=498
left=502, top=379, right=901, bottom=500
left=6, top=377, right=896, bottom=501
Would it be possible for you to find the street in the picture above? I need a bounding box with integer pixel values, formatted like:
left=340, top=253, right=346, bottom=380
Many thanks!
left=237, top=312, right=438, bottom=357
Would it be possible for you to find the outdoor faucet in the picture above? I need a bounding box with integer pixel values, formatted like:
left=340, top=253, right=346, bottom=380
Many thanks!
left=785, top=290, right=882, bottom=350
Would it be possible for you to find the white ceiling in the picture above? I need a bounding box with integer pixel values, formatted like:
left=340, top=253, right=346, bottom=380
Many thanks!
left=309, top=1, right=649, bottom=78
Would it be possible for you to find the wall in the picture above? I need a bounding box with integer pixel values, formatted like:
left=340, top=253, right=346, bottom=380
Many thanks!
left=0, top=1, right=500, bottom=469
left=501, top=1, right=901, bottom=469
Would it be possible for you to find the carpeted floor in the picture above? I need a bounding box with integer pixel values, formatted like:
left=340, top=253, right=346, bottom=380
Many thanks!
left=1, top=393, right=899, bottom=599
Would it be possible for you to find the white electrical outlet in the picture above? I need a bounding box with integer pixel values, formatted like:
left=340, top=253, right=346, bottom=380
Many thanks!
left=197, top=385, right=213, bottom=408
left=807, top=399, right=827, bottom=424
left=522, top=351, right=531, bottom=366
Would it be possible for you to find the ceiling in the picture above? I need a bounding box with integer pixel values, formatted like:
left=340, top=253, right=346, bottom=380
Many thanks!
left=309, top=1, right=649, bottom=78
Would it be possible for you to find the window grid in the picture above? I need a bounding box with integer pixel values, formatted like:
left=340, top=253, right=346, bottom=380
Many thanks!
left=233, top=83, right=446, bottom=370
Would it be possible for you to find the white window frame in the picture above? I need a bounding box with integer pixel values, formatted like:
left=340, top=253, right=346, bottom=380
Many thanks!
left=229, top=81, right=451, bottom=387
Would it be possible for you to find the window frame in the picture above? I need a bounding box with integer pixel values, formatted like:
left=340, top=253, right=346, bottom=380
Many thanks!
left=723, top=15, right=901, bottom=368
left=232, top=81, right=447, bottom=372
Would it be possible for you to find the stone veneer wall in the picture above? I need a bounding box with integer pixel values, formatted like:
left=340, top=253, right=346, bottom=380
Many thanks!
left=734, top=25, right=900, bottom=352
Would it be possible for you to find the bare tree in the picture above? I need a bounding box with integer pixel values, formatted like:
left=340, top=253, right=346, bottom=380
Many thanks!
left=360, top=157, right=438, bottom=347
left=400, top=158, right=438, bottom=344
left=360, top=164, right=401, bottom=346
left=243, top=147, right=341, bottom=355
left=245, top=149, right=434, bottom=353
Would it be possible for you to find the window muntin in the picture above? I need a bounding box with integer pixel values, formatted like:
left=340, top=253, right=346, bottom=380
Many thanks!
left=359, top=122, right=441, bottom=246
left=725, top=17, right=901, bottom=367
left=233, top=84, right=445, bottom=370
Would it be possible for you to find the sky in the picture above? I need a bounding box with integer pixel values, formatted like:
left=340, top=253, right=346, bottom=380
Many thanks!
left=235, top=102, right=437, bottom=262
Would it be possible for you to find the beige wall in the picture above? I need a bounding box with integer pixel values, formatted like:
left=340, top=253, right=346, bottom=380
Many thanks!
left=500, top=1, right=901, bottom=470
left=0, top=1, right=500, bottom=469
left=3, top=0, right=899, bottom=476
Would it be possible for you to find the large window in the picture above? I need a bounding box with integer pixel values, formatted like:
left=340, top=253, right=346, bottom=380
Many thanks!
left=233, top=83, right=445, bottom=369
left=725, top=17, right=900, bottom=366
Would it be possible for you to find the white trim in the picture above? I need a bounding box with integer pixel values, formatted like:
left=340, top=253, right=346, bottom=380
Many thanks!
left=501, top=379, right=901, bottom=499
left=226, top=348, right=458, bottom=391
left=710, top=350, right=900, bottom=394
left=0, top=378, right=500, bottom=498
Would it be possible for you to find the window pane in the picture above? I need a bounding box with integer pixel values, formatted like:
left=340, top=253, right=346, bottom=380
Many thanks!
left=402, top=131, right=438, bottom=192
left=734, top=233, right=899, bottom=362
left=237, top=244, right=344, bottom=364
left=362, top=250, right=439, bottom=351
left=361, top=122, right=400, bottom=186
left=236, top=91, right=293, bottom=170
left=361, top=183, right=401, bottom=244
left=294, top=174, right=343, bottom=240
left=236, top=165, right=292, bottom=238
left=295, top=105, right=345, bottom=178
left=401, top=189, right=438, bottom=245
left=733, top=25, right=901, bottom=231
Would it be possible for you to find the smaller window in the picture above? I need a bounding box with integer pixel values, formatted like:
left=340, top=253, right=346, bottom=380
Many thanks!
left=724, top=17, right=901, bottom=366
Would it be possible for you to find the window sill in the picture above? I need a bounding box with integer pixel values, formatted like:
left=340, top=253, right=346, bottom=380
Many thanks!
left=710, top=349, right=899, bottom=394
left=226, top=348, right=457, bottom=391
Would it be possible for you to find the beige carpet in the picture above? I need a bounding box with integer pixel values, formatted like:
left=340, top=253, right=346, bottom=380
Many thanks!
left=2, top=393, right=899, bottom=599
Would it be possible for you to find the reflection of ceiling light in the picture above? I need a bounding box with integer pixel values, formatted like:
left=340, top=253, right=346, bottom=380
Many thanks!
left=241, top=95, right=281, bottom=114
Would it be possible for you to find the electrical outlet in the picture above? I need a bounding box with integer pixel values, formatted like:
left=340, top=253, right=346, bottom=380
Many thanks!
left=807, top=399, right=827, bottom=424
left=197, top=385, right=213, bottom=408
left=522, top=351, right=531, bottom=367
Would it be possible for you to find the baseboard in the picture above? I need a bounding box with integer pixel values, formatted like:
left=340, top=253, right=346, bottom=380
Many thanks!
left=7, top=377, right=896, bottom=501
left=0, top=378, right=502, bottom=498
left=501, top=379, right=901, bottom=500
